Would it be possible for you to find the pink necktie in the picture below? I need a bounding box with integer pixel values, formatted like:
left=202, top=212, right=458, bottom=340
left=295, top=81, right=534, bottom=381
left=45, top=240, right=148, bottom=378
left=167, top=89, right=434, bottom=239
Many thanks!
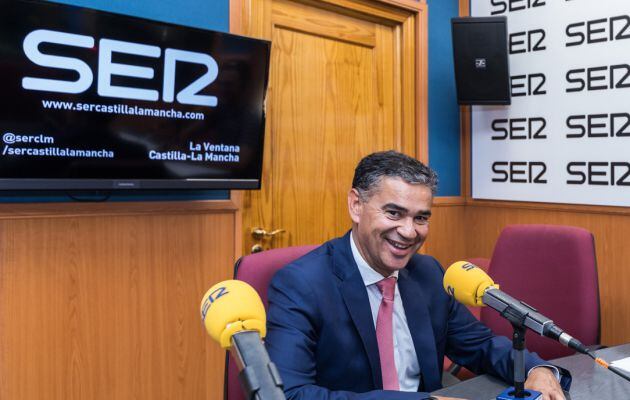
left=375, top=277, right=399, bottom=390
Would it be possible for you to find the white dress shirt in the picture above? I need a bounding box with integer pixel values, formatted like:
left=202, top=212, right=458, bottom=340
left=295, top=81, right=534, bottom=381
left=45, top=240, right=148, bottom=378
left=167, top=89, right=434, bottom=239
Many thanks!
left=349, top=232, right=560, bottom=391
left=349, top=232, right=421, bottom=392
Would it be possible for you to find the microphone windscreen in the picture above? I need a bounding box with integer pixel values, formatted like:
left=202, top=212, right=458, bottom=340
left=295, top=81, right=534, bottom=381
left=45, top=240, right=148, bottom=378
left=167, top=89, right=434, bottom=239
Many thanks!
left=443, top=261, right=497, bottom=307
left=200, top=280, right=267, bottom=349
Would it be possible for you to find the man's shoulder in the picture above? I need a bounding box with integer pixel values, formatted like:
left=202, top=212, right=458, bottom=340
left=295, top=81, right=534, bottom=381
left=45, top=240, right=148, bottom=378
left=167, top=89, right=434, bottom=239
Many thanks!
left=406, top=253, right=445, bottom=280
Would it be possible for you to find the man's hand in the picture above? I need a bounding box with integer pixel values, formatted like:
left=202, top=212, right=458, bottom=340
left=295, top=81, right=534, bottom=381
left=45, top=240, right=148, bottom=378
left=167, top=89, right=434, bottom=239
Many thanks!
left=524, top=367, right=565, bottom=400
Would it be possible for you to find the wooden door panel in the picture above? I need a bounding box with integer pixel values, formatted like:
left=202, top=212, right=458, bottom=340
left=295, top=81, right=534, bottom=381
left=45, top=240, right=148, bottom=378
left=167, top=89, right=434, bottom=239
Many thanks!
left=271, top=29, right=395, bottom=247
left=240, top=0, right=425, bottom=253
left=272, top=0, right=376, bottom=47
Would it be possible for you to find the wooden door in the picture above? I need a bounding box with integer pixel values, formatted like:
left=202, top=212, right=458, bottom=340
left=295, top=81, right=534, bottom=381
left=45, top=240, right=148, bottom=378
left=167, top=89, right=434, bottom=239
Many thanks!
left=234, top=0, right=427, bottom=253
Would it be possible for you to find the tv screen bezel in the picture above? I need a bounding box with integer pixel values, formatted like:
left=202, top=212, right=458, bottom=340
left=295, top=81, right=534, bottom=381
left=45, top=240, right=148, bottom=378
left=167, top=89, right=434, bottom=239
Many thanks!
left=0, top=0, right=270, bottom=191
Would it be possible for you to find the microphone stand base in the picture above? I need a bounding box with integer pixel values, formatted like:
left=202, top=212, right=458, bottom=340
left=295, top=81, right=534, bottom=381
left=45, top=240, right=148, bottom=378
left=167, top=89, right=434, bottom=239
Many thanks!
left=496, top=387, right=542, bottom=400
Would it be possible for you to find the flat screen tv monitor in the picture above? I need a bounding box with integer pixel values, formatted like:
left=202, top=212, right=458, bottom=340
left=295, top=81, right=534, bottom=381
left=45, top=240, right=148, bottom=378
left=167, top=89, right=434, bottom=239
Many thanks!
left=0, top=0, right=270, bottom=190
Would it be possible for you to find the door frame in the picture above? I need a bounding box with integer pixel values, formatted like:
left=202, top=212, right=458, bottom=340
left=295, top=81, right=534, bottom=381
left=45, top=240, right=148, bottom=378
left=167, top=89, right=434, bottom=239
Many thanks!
left=230, top=0, right=428, bottom=257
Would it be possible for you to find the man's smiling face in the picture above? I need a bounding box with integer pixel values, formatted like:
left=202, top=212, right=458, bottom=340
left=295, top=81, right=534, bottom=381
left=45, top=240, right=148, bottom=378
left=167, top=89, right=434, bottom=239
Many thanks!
left=348, top=176, right=433, bottom=277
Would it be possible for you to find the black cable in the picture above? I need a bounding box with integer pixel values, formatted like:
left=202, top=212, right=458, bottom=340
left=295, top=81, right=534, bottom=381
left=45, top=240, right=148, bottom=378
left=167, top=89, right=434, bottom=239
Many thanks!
left=586, top=351, right=630, bottom=383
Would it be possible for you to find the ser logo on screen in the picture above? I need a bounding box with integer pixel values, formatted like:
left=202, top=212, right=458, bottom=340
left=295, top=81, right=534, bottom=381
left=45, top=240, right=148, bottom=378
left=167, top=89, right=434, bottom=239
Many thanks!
left=21, top=29, right=219, bottom=107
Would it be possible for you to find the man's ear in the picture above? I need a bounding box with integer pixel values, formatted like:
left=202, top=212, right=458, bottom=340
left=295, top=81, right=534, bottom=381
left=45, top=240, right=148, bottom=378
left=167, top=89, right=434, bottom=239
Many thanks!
left=348, top=188, right=363, bottom=224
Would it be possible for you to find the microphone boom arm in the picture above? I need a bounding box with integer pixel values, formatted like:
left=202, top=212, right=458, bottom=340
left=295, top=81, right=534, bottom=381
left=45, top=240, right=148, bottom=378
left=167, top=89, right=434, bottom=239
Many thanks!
left=484, top=288, right=587, bottom=352
left=483, top=288, right=554, bottom=335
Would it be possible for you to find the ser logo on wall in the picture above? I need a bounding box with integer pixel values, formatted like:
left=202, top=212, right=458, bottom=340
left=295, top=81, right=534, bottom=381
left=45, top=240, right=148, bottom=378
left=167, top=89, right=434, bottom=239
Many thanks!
left=21, top=29, right=220, bottom=107
left=490, top=0, right=546, bottom=15
left=472, top=0, right=630, bottom=206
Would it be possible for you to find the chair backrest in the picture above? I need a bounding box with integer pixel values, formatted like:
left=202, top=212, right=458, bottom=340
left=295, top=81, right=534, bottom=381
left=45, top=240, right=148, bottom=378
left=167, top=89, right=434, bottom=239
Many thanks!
left=480, top=224, right=600, bottom=360
left=225, top=245, right=318, bottom=400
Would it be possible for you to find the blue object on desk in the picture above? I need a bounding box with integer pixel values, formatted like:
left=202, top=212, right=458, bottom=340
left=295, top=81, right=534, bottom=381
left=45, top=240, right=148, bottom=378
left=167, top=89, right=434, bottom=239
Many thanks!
left=496, top=387, right=542, bottom=400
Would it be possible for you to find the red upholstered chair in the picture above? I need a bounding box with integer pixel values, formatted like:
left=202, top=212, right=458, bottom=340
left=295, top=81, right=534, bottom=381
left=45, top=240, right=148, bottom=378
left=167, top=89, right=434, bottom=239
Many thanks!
left=480, top=224, right=600, bottom=360
left=225, top=245, right=318, bottom=400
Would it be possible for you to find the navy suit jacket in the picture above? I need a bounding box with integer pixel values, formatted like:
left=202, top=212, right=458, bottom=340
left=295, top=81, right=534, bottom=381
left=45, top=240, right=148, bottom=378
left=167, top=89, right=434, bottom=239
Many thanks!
left=265, top=232, right=571, bottom=399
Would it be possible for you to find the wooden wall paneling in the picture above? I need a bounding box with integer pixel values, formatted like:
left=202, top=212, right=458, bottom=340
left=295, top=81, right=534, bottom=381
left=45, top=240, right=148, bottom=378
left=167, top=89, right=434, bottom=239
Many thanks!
left=423, top=200, right=467, bottom=267
left=231, top=191, right=244, bottom=261
left=0, top=207, right=237, bottom=400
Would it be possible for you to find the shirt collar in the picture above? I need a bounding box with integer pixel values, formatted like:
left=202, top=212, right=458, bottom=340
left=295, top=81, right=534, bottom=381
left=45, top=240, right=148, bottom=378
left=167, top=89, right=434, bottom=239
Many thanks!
left=350, top=230, right=399, bottom=287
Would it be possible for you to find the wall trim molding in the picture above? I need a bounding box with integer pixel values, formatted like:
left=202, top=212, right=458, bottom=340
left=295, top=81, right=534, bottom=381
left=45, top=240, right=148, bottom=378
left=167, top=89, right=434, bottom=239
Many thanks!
left=0, top=197, right=240, bottom=220
left=465, top=198, right=630, bottom=217
left=434, top=196, right=466, bottom=207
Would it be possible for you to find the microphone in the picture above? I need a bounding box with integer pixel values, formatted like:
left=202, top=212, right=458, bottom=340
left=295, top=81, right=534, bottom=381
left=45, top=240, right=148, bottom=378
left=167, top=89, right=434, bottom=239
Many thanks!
left=443, top=261, right=589, bottom=355
left=200, top=280, right=285, bottom=400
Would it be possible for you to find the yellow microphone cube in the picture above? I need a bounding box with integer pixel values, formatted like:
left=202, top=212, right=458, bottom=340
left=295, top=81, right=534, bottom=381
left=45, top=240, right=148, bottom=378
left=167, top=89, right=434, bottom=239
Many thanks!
left=200, top=280, right=267, bottom=349
left=443, top=261, right=497, bottom=307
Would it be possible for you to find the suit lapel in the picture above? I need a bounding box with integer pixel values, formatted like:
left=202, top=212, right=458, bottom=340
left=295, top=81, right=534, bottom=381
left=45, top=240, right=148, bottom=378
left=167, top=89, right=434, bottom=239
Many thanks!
left=397, top=268, right=441, bottom=391
left=333, top=234, right=382, bottom=389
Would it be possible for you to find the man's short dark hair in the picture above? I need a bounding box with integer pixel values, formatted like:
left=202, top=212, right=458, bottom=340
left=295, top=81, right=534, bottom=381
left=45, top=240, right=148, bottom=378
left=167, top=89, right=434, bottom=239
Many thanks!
left=352, top=150, right=438, bottom=199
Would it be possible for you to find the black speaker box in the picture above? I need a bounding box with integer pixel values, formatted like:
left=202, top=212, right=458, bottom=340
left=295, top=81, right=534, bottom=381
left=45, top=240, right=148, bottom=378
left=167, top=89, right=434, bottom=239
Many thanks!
left=451, top=16, right=510, bottom=105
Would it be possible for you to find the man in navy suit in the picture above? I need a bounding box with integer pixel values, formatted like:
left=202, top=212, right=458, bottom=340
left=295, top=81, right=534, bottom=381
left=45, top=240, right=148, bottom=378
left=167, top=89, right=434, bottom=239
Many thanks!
left=265, top=151, right=569, bottom=399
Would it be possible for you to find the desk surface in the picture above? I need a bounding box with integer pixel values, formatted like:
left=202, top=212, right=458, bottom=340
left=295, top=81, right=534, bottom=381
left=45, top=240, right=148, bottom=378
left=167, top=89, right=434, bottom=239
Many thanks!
left=432, top=344, right=630, bottom=400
